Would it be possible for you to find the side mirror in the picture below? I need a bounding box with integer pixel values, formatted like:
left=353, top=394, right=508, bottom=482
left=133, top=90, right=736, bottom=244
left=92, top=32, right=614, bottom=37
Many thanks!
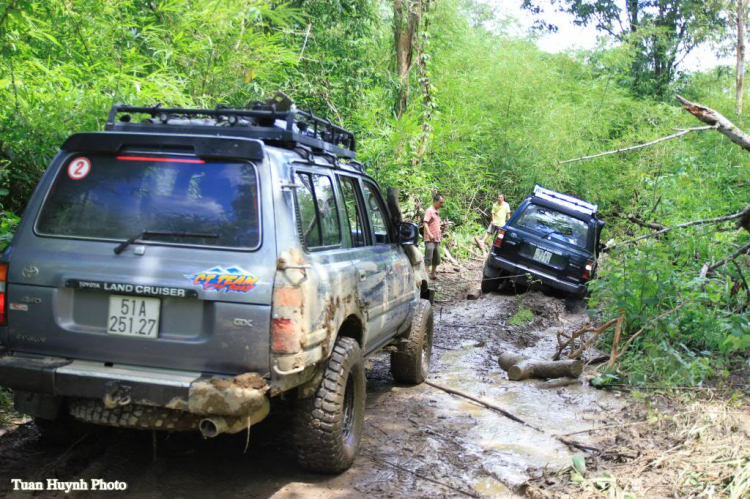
left=397, top=222, right=419, bottom=246
left=596, top=242, right=605, bottom=253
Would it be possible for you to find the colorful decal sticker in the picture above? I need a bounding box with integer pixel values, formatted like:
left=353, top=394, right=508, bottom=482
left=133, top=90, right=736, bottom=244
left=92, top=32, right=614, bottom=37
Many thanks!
left=186, top=266, right=259, bottom=293
left=68, top=157, right=92, bottom=180
left=9, top=303, right=28, bottom=312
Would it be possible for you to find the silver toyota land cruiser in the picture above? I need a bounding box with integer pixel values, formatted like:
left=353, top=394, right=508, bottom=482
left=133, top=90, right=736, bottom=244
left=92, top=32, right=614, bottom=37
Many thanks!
left=0, top=100, right=433, bottom=473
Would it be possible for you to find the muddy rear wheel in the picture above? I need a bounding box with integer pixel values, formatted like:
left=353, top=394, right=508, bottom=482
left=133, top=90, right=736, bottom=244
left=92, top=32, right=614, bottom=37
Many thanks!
left=481, top=263, right=506, bottom=294
left=390, top=299, right=434, bottom=384
left=292, top=336, right=365, bottom=474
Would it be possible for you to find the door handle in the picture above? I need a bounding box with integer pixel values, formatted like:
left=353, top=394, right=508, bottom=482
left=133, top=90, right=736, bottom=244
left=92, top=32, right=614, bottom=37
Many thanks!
left=359, top=270, right=367, bottom=281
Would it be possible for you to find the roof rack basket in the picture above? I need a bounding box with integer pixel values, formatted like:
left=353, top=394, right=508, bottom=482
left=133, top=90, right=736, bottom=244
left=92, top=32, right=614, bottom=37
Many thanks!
left=105, top=103, right=357, bottom=160
left=533, top=185, right=598, bottom=216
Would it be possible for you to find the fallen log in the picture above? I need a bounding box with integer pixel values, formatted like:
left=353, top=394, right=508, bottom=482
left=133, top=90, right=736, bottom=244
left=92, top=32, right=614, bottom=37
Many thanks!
left=498, top=352, right=582, bottom=380
left=498, top=352, right=525, bottom=371
left=507, top=359, right=582, bottom=381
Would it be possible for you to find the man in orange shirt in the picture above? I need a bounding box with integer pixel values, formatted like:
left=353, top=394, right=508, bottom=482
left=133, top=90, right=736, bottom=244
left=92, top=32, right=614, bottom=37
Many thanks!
left=423, top=194, right=445, bottom=280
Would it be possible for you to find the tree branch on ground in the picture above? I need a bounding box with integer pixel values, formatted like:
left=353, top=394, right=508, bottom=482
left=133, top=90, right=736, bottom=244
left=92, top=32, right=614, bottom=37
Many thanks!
left=558, top=126, right=716, bottom=165
left=700, top=241, right=750, bottom=278
left=626, top=214, right=666, bottom=231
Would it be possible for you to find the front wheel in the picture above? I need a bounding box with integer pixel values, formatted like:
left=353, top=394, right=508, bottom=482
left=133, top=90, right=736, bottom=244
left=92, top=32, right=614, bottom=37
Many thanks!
left=391, top=299, right=434, bottom=384
left=293, top=336, right=365, bottom=474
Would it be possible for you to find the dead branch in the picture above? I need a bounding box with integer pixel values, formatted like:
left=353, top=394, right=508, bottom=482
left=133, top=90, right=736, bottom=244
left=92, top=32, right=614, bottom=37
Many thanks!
left=426, top=381, right=600, bottom=454
left=558, top=125, right=716, bottom=165
left=553, top=318, right=621, bottom=360
left=606, top=316, right=625, bottom=369
left=606, top=206, right=750, bottom=251
left=700, top=241, right=750, bottom=277
left=426, top=381, right=529, bottom=426
left=677, top=95, right=750, bottom=152
left=627, top=214, right=666, bottom=231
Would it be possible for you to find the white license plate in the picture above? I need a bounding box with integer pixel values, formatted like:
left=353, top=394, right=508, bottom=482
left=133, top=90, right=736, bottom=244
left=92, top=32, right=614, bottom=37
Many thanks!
left=532, top=247, right=553, bottom=265
left=107, top=295, right=160, bottom=339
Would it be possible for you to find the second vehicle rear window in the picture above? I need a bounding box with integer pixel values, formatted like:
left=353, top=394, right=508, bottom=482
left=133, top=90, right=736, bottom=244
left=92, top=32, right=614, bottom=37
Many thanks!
left=515, top=204, right=589, bottom=248
left=36, top=154, right=260, bottom=249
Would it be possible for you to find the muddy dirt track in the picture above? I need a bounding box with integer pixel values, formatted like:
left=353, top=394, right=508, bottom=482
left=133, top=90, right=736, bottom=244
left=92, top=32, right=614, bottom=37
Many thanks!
left=0, top=265, right=624, bottom=498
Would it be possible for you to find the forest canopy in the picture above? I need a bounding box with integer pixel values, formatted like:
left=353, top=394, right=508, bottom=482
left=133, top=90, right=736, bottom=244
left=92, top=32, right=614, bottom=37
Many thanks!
left=1, top=0, right=750, bottom=385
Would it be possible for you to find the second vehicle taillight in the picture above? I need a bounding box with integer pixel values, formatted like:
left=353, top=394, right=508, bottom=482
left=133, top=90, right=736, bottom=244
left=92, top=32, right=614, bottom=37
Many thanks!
left=0, top=263, right=7, bottom=325
left=582, top=260, right=595, bottom=280
left=493, top=229, right=506, bottom=248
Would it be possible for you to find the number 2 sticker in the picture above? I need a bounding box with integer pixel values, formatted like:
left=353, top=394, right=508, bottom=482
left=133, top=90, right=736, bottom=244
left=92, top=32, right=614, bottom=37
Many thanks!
left=68, top=157, right=91, bottom=180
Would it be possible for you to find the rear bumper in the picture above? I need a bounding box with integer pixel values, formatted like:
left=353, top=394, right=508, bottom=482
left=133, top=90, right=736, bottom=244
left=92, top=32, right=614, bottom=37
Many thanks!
left=0, top=355, right=270, bottom=421
left=488, top=254, right=587, bottom=296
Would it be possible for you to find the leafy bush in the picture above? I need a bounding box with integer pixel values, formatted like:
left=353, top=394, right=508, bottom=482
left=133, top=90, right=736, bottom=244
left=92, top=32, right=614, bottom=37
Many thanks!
left=589, top=235, right=748, bottom=385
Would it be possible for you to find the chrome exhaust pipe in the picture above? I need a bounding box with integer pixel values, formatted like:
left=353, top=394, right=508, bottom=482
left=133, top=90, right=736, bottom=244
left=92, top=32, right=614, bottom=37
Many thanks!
left=198, top=402, right=270, bottom=438
left=198, top=417, right=228, bottom=438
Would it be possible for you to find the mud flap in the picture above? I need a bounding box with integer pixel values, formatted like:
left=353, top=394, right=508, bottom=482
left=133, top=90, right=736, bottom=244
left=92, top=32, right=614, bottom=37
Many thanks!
left=14, top=391, right=63, bottom=420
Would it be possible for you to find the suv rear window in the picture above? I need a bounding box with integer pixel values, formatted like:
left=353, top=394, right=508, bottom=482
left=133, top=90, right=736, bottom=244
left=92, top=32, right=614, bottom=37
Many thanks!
left=36, top=154, right=260, bottom=249
left=515, top=203, right=588, bottom=248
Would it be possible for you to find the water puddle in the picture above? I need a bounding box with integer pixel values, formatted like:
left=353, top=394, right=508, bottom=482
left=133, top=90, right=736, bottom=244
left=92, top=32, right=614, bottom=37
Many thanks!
left=429, top=293, right=624, bottom=493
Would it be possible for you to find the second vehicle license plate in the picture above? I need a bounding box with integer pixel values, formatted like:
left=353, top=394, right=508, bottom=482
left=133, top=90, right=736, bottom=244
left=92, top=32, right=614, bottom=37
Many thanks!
left=107, top=295, right=160, bottom=339
left=532, top=247, right=553, bottom=265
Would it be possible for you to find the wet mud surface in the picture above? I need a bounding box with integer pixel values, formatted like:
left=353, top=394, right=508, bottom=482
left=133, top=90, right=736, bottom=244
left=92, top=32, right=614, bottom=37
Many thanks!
left=0, top=266, right=624, bottom=498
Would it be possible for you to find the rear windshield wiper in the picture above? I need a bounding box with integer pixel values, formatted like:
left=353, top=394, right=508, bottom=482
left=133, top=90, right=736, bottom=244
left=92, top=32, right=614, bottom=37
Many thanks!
left=114, top=230, right=219, bottom=255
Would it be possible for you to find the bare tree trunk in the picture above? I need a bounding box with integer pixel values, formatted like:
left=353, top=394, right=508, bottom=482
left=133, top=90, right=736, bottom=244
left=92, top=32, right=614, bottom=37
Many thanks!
left=393, top=0, right=421, bottom=118
left=738, top=0, right=746, bottom=114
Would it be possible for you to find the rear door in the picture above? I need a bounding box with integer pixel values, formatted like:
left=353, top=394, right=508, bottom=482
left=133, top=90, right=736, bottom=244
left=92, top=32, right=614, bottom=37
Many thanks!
left=336, top=175, right=390, bottom=348
left=7, top=151, right=275, bottom=376
left=360, top=181, right=414, bottom=339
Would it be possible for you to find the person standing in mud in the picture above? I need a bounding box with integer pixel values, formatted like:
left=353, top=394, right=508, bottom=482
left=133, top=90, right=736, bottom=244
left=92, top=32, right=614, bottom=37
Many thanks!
left=478, top=193, right=511, bottom=248
left=423, top=193, right=445, bottom=280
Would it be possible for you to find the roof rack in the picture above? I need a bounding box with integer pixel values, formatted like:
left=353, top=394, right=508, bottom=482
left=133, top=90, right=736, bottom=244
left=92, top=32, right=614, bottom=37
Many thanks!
left=105, top=102, right=357, bottom=160
left=532, top=185, right=598, bottom=216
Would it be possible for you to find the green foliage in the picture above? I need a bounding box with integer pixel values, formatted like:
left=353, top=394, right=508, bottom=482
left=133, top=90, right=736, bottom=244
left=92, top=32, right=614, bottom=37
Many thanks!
left=509, top=302, right=535, bottom=326
left=588, top=235, right=747, bottom=385
left=521, top=0, right=729, bottom=98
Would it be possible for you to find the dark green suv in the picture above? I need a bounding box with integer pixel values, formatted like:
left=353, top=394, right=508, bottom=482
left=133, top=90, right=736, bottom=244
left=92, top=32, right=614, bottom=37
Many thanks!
left=482, top=185, right=605, bottom=301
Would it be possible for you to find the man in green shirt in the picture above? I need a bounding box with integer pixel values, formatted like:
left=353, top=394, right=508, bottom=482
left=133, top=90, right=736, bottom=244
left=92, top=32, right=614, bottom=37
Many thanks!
left=478, top=193, right=511, bottom=248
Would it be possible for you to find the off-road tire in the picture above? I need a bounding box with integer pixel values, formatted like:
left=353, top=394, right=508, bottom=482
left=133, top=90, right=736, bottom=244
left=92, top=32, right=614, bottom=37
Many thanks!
left=481, top=273, right=499, bottom=293
left=69, top=398, right=199, bottom=431
left=565, top=294, right=587, bottom=313
left=481, top=263, right=506, bottom=294
left=390, top=299, right=434, bottom=384
left=34, top=412, right=95, bottom=446
left=293, top=336, right=365, bottom=474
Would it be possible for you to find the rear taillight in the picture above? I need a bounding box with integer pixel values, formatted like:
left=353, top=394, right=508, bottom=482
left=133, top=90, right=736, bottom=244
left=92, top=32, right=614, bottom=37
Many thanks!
left=0, top=263, right=7, bottom=325
left=582, top=260, right=595, bottom=280
left=493, top=229, right=506, bottom=248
